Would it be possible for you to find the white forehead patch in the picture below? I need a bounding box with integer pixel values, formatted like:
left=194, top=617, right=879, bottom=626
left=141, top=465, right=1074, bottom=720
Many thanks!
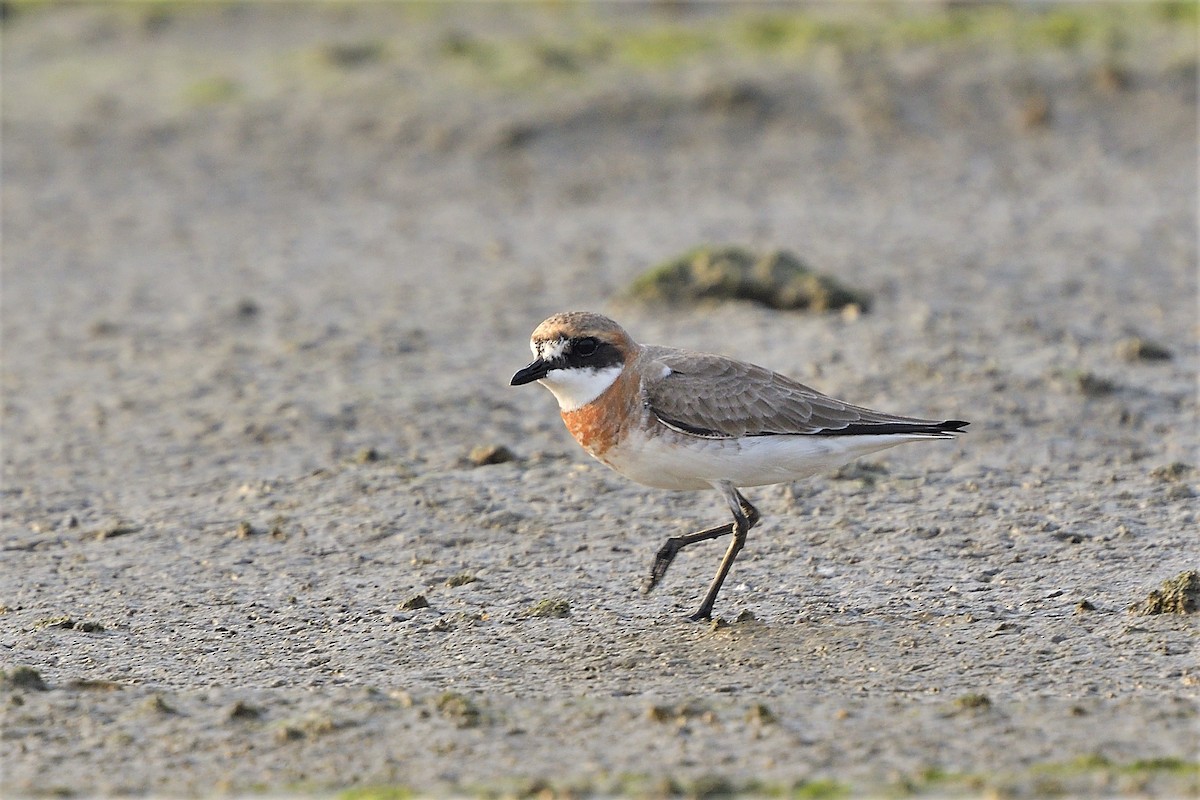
left=533, top=338, right=568, bottom=361
left=538, top=365, right=622, bottom=412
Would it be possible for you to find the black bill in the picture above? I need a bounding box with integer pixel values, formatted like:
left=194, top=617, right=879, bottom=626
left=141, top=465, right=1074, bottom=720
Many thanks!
left=510, top=359, right=551, bottom=386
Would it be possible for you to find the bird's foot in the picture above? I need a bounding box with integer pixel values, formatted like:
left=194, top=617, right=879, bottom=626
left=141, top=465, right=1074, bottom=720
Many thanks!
left=642, top=540, right=681, bottom=594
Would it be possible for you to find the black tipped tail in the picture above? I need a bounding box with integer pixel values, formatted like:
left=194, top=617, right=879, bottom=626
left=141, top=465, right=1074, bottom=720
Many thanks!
left=823, top=419, right=970, bottom=437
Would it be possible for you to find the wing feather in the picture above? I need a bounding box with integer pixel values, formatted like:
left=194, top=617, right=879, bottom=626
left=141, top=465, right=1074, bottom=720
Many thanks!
left=641, top=346, right=960, bottom=438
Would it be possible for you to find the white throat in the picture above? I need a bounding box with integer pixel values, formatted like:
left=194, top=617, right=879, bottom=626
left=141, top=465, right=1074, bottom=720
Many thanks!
left=539, top=365, right=622, bottom=412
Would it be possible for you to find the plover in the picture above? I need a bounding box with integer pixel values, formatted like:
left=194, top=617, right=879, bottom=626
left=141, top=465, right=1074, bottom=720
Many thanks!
left=511, top=311, right=968, bottom=621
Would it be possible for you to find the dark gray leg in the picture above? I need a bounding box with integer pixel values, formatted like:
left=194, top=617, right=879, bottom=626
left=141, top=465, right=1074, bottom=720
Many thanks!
left=642, top=487, right=759, bottom=595
left=642, top=522, right=733, bottom=595
left=688, top=482, right=760, bottom=621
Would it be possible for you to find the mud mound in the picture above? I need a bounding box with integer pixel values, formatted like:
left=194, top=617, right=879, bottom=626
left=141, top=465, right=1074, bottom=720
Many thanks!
left=626, top=246, right=870, bottom=312
left=1129, top=571, right=1200, bottom=615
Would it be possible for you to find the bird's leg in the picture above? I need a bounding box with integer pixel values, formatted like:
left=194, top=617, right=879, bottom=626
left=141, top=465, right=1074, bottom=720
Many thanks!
left=642, top=522, right=732, bottom=595
left=642, top=490, right=761, bottom=594
left=688, top=484, right=760, bottom=622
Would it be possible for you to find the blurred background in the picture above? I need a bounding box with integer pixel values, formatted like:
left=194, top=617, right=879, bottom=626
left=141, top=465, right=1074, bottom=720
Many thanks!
left=4, top=1, right=1195, bottom=477
left=2, top=3, right=1197, bottom=797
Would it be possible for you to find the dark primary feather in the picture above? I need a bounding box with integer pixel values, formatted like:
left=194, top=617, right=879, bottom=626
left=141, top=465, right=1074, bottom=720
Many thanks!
left=642, top=346, right=967, bottom=439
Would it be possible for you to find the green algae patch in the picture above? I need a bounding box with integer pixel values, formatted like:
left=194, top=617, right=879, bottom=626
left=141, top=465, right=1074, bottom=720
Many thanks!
left=424, top=4, right=1197, bottom=92
left=521, top=597, right=571, bottom=618
left=792, top=779, right=851, bottom=799
left=891, top=757, right=1199, bottom=797
left=1027, top=754, right=1200, bottom=793
left=434, top=691, right=482, bottom=729
left=458, top=773, right=835, bottom=799
left=626, top=246, right=870, bottom=313
left=736, top=14, right=854, bottom=56
left=339, top=787, right=415, bottom=800
left=1, top=665, right=48, bottom=691
left=1129, top=570, right=1200, bottom=615
left=953, top=692, right=993, bottom=711
left=891, top=766, right=988, bottom=796
left=614, top=27, right=718, bottom=68
left=273, top=712, right=340, bottom=742
left=182, top=76, right=241, bottom=108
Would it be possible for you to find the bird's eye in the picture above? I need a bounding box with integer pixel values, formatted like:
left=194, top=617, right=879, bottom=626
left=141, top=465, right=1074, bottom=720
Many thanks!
left=575, top=337, right=598, bottom=357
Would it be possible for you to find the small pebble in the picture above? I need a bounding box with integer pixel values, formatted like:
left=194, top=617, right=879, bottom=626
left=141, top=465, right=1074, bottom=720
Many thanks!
left=469, top=444, right=517, bottom=466
left=399, top=595, right=429, bottom=610
left=1149, top=462, right=1193, bottom=483
left=1116, top=337, right=1172, bottom=362
left=227, top=701, right=262, bottom=721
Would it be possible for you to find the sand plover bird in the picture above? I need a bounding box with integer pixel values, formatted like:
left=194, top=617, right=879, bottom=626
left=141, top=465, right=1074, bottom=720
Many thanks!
left=511, top=311, right=968, bottom=621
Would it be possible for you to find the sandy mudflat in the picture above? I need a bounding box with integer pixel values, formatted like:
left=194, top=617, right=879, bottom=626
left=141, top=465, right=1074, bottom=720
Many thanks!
left=1, top=4, right=1197, bottom=797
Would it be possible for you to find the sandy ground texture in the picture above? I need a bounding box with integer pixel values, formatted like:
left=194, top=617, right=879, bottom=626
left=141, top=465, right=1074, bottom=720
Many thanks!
left=2, top=3, right=1198, bottom=798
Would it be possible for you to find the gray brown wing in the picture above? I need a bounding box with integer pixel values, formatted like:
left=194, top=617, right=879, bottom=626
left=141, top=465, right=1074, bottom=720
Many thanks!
left=642, top=346, right=964, bottom=438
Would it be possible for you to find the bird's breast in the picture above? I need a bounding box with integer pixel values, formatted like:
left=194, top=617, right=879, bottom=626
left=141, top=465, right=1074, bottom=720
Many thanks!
left=559, top=367, right=644, bottom=458
left=561, top=402, right=622, bottom=457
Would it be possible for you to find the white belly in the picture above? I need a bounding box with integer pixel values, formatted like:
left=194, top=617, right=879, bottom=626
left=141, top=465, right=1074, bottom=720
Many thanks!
left=597, top=431, right=933, bottom=491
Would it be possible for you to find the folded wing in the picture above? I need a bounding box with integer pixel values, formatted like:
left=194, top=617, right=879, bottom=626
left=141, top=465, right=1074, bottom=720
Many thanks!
left=642, top=347, right=968, bottom=439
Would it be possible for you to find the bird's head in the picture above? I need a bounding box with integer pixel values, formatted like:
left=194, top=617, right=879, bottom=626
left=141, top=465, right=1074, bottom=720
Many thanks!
left=510, top=312, right=634, bottom=411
